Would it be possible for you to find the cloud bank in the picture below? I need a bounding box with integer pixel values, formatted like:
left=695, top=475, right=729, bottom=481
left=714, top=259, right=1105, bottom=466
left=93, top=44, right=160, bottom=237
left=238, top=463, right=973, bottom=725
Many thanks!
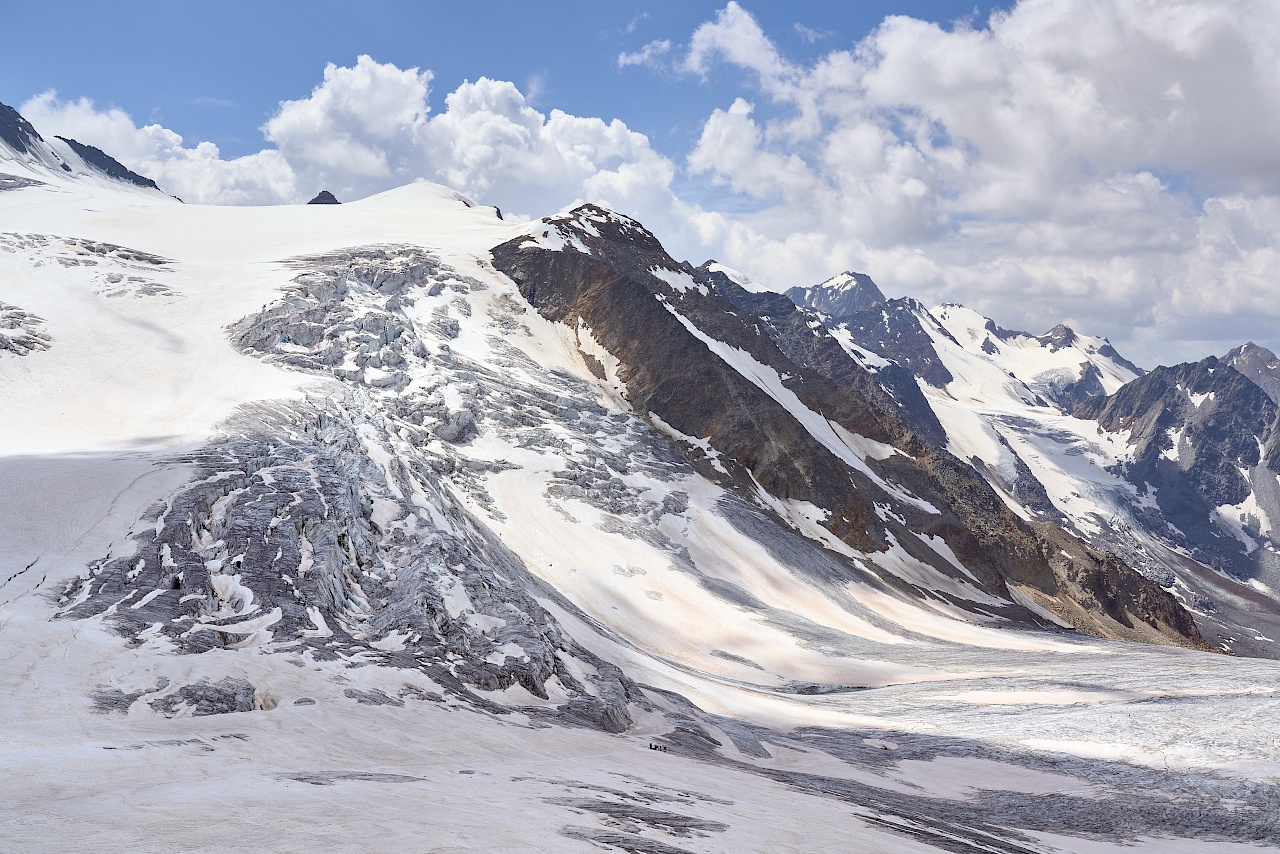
left=22, top=1, right=1280, bottom=366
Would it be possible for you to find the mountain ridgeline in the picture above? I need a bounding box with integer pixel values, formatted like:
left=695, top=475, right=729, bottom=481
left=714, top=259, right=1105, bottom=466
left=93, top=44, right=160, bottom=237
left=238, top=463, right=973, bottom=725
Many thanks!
left=787, top=269, right=1280, bottom=656
left=492, top=206, right=1205, bottom=649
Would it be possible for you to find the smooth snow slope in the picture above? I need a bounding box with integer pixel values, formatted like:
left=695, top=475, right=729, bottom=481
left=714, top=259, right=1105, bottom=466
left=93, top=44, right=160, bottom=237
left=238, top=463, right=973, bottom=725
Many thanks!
left=1, top=166, right=1278, bottom=852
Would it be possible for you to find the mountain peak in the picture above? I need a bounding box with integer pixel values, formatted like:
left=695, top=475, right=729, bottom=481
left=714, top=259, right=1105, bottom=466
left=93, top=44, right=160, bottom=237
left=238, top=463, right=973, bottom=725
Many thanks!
left=1, top=99, right=168, bottom=193
left=1038, top=322, right=1077, bottom=350
left=1223, top=340, right=1280, bottom=404
left=785, top=271, right=885, bottom=318
left=307, top=190, right=340, bottom=204
left=698, top=260, right=772, bottom=294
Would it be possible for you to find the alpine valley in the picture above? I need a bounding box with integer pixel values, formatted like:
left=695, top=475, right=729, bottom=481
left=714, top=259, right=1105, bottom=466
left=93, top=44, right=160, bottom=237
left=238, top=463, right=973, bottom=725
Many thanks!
left=2, top=99, right=1278, bottom=853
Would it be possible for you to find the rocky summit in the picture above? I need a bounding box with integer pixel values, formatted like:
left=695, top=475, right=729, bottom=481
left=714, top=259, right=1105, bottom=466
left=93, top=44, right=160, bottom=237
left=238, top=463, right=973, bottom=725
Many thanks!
left=2, top=98, right=1279, bottom=853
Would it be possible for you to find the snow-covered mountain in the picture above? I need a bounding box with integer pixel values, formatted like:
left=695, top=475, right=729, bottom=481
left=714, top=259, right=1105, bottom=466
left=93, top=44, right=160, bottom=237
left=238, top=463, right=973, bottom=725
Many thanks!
left=2, top=100, right=1279, bottom=852
left=788, top=271, right=1280, bottom=659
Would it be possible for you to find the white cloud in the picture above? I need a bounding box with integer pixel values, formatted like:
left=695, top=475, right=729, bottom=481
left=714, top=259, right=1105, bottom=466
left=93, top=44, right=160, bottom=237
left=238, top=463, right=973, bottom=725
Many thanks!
left=21, top=57, right=681, bottom=228
left=618, top=39, right=672, bottom=70
left=263, top=54, right=432, bottom=197
left=793, top=23, right=834, bottom=44
left=660, top=0, right=1280, bottom=365
left=20, top=91, right=297, bottom=204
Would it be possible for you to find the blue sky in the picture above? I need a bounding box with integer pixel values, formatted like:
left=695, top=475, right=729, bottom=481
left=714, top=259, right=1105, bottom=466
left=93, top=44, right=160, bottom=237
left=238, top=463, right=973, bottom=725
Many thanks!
left=1, top=1, right=1001, bottom=160
left=7, top=1, right=1280, bottom=367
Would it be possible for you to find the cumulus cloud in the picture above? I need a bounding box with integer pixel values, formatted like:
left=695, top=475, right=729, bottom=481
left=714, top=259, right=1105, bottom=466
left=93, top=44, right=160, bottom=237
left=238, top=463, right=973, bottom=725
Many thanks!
left=22, top=56, right=682, bottom=228
left=20, top=91, right=296, bottom=204
left=660, top=0, right=1280, bottom=365
left=22, top=3, right=1280, bottom=365
left=263, top=54, right=432, bottom=197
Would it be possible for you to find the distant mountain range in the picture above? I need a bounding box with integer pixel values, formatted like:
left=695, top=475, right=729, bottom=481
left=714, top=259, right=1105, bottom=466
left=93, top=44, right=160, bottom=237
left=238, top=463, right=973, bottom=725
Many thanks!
left=781, top=269, right=1280, bottom=656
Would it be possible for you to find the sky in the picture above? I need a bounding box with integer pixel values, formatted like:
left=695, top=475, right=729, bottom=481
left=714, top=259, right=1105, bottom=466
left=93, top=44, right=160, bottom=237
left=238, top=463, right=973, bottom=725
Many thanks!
left=4, top=0, right=1278, bottom=368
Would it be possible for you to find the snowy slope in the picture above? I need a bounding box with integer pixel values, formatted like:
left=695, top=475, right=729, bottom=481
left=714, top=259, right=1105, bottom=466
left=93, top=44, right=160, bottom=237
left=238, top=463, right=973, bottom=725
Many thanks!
left=2, top=102, right=1280, bottom=851
left=930, top=303, right=1142, bottom=412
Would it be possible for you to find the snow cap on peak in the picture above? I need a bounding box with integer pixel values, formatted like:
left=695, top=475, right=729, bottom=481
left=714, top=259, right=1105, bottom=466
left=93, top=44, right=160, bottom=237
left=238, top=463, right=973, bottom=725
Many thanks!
left=700, top=260, right=771, bottom=294
left=566, top=202, right=647, bottom=233
left=823, top=271, right=880, bottom=293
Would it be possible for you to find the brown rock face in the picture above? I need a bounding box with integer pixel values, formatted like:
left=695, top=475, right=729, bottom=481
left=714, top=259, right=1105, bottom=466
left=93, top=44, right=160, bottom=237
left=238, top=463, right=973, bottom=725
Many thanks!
left=491, top=204, right=1207, bottom=650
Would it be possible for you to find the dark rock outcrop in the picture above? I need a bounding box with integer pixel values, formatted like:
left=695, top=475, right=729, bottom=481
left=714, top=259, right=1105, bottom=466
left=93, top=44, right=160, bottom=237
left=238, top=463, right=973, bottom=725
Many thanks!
left=0, top=101, right=42, bottom=156
left=1224, top=341, right=1280, bottom=404
left=0, top=174, right=45, bottom=191
left=308, top=190, right=341, bottom=205
left=0, top=302, right=52, bottom=356
left=785, top=271, right=884, bottom=317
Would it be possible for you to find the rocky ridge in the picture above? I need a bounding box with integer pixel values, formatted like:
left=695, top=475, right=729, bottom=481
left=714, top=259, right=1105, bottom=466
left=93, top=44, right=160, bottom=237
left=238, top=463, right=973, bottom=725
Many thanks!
left=492, top=205, right=1205, bottom=649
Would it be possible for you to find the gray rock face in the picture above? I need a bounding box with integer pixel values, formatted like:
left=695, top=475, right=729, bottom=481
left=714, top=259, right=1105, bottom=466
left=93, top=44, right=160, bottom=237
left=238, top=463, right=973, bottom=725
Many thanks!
left=1073, top=356, right=1280, bottom=654
left=699, top=263, right=947, bottom=447
left=785, top=271, right=885, bottom=317
left=307, top=190, right=340, bottom=204
left=788, top=278, right=956, bottom=388
left=0, top=174, right=44, bottom=191
left=1033, top=360, right=1107, bottom=414
left=150, top=678, right=259, bottom=717
left=0, top=101, right=43, bottom=156
left=1077, top=357, right=1278, bottom=573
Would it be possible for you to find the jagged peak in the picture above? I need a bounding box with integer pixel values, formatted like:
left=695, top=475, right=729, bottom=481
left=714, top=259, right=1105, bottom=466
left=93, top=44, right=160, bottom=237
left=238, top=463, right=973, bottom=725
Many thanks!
left=563, top=202, right=648, bottom=233
left=307, top=190, right=340, bottom=205
left=1225, top=340, right=1279, bottom=362
left=787, top=271, right=885, bottom=318
left=814, top=273, right=885, bottom=303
